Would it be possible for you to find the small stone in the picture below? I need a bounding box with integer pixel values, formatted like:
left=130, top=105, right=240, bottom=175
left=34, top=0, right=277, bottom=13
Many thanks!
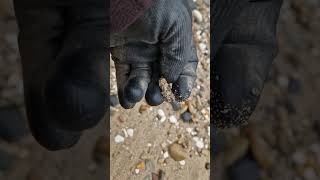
left=204, top=0, right=210, bottom=6
left=163, top=151, right=169, bottom=159
left=136, top=161, right=145, bottom=171
left=110, top=95, right=119, bottom=107
left=179, top=160, right=186, bottom=166
left=114, top=135, right=125, bottom=144
left=169, top=115, right=177, bottom=124
left=199, top=43, right=206, bottom=51
left=193, top=137, right=204, bottom=149
left=127, top=128, right=134, bottom=137
left=135, top=169, right=140, bottom=174
left=192, top=10, right=203, bottom=23
left=181, top=111, right=192, bottom=122
left=170, top=101, right=181, bottom=111
left=139, top=103, right=150, bottom=113
left=205, top=162, right=210, bottom=170
left=168, top=143, right=188, bottom=161
left=157, top=109, right=165, bottom=118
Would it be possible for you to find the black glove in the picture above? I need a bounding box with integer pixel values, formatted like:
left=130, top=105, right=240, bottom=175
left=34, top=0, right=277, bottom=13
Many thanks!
left=110, top=0, right=198, bottom=109
left=212, top=0, right=283, bottom=128
left=13, top=0, right=108, bottom=150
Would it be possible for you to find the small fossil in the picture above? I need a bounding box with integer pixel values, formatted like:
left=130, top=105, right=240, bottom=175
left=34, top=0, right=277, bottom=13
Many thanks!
left=159, top=78, right=175, bottom=102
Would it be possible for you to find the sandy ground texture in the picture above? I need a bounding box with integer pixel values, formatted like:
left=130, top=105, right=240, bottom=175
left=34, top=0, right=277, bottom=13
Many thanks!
left=110, top=1, right=210, bottom=180
left=0, top=1, right=107, bottom=180
left=213, top=0, right=320, bottom=180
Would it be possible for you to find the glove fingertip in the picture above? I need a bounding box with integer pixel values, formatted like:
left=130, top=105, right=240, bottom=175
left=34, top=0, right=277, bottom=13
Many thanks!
left=145, top=84, right=165, bottom=106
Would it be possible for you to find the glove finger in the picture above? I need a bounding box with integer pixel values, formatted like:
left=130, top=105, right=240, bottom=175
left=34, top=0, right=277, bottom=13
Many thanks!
left=145, top=63, right=165, bottom=106
left=124, top=63, right=152, bottom=103
left=114, top=62, right=136, bottom=109
left=172, top=60, right=197, bottom=101
left=159, top=0, right=194, bottom=83
left=44, top=5, right=108, bottom=131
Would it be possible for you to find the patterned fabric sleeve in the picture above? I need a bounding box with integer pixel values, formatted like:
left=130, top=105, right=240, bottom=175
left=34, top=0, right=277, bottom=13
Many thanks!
left=111, top=0, right=153, bottom=33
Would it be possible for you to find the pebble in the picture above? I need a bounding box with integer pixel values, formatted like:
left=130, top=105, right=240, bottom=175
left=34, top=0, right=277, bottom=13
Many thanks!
left=157, top=109, right=166, bottom=123
left=157, top=109, right=165, bottom=117
left=193, top=137, right=204, bottom=149
left=136, top=161, right=145, bottom=171
left=169, top=115, right=177, bottom=124
left=110, top=95, right=119, bottom=107
left=192, top=9, right=203, bottom=23
left=181, top=111, right=192, bottom=122
left=127, top=128, right=134, bottom=137
left=179, top=160, right=186, bottom=166
left=203, top=0, right=210, bottom=6
left=168, top=143, right=188, bottom=161
left=139, top=103, right=150, bottom=113
left=199, top=43, right=207, bottom=51
left=163, top=151, right=169, bottom=159
left=170, top=101, right=181, bottom=111
left=205, top=162, right=210, bottom=170
left=114, top=135, right=125, bottom=144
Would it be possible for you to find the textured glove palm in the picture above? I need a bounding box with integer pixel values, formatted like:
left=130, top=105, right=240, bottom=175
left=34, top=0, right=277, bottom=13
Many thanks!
left=110, top=0, right=198, bottom=108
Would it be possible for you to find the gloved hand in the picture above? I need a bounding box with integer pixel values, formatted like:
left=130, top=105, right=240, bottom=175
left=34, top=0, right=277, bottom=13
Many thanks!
left=110, top=0, right=198, bottom=109
left=13, top=0, right=108, bottom=150
left=212, top=0, right=283, bottom=128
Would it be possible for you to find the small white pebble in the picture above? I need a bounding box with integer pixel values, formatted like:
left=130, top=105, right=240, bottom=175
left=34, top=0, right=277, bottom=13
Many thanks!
left=196, top=141, right=204, bottom=149
left=127, top=128, right=134, bottom=137
left=122, top=128, right=128, bottom=138
left=135, top=169, right=140, bottom=174
left=199, top=43, right=207, bottom=51
left=160, top=116, right=166, bottom=123
left=114, top=135, right=125, bottom=144
left=186, top=128, right=193, bottom=133
left=163, top=151, right=169, bottom=159
left=192, top=10, right=203, bottom=23
left=193, top=137, right=204, bottom=149
left=169, top=115, right=177, bottom=124
left=179, top=160, right=186, bottom=166
left=147, top=143, right=152, bottom=147
left=157, top=109, right=166, bottom=118
left=191, top=131, right=198, bottom=136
